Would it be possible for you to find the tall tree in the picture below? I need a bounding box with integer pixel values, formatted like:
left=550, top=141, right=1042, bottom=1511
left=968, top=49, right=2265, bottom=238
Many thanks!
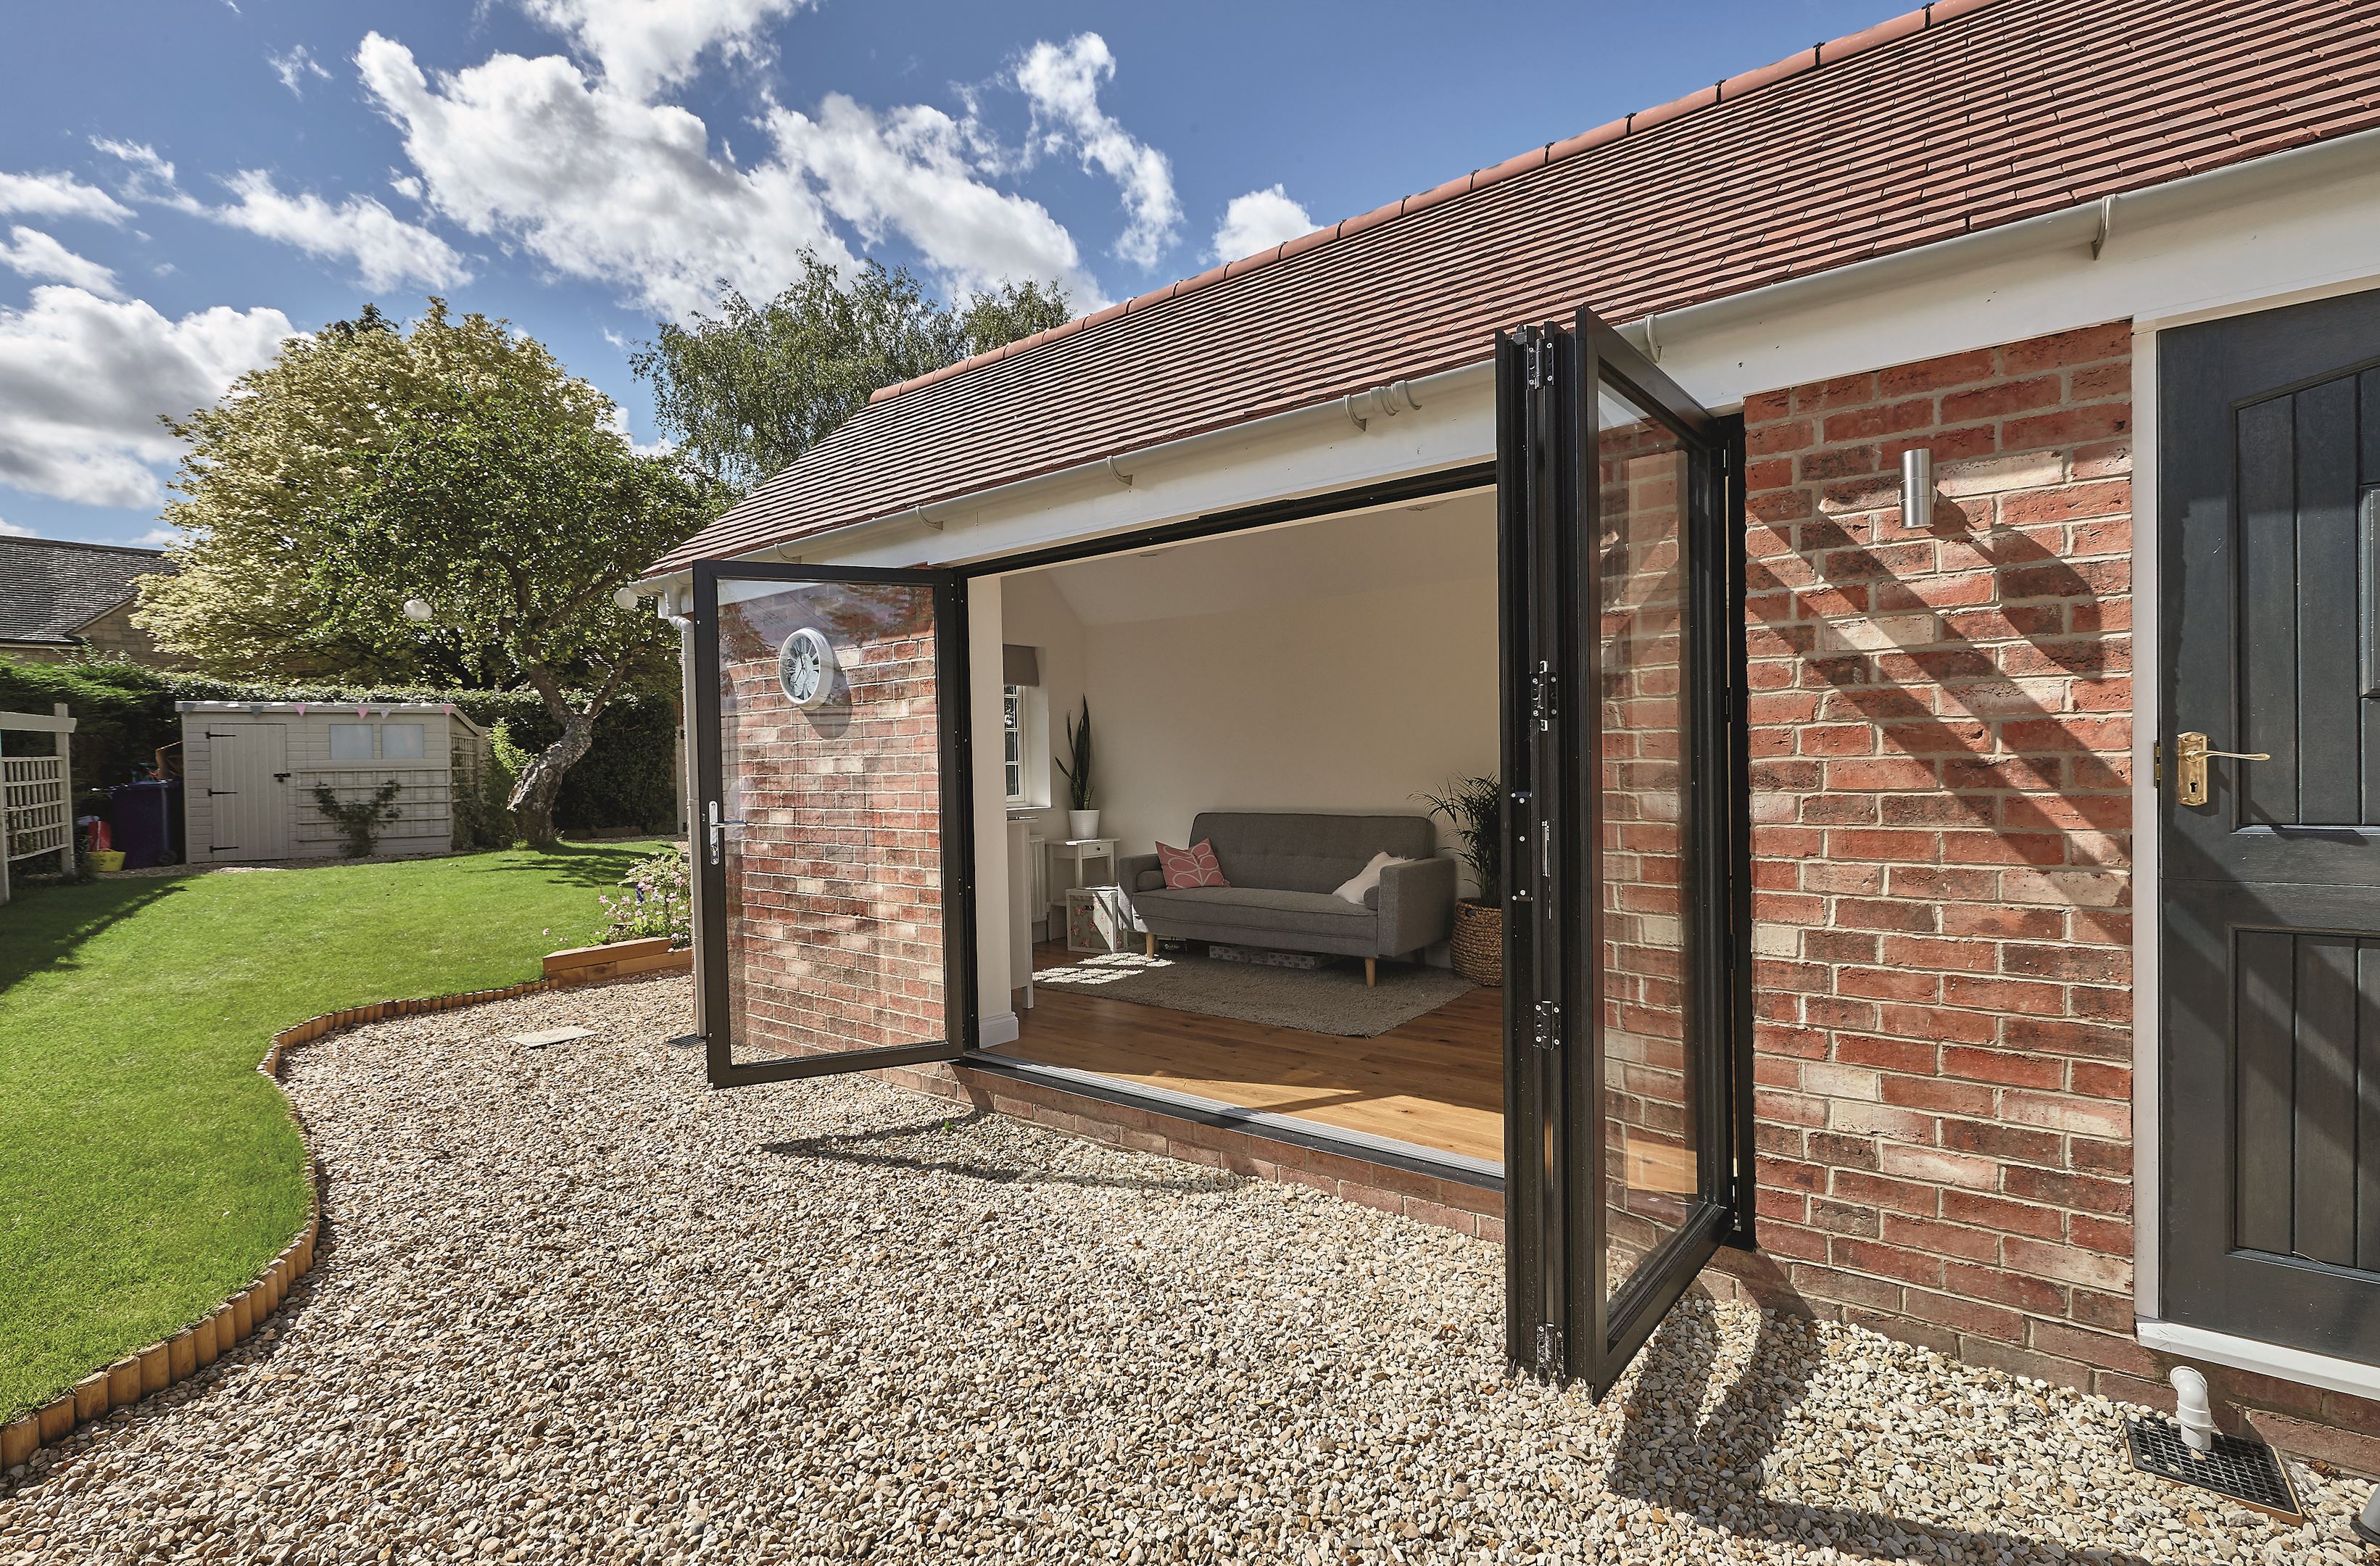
left=320, top=399, right=711, bottom=843
left=631, top=253, right=1071, bottom=493
left=136, top=299, right=716, bottom=842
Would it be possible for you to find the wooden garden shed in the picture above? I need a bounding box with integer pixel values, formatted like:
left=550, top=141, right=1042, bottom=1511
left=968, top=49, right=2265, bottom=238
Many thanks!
left=178, top=700, right=494, bottom=863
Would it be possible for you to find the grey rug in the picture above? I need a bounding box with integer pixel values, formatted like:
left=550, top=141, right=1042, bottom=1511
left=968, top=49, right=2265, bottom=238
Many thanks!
left=1031, top=949, right=1475, bottom=1037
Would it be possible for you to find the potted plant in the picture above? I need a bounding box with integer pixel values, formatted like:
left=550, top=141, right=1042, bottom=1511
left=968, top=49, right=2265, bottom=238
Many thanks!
left=1056, top=697, right=1098, bottom=840
left=1420, top=774, right=1504, bottom=987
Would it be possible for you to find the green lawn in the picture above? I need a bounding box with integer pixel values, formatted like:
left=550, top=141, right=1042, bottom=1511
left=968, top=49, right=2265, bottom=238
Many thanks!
left=0, top=841, right=669, bottom=1420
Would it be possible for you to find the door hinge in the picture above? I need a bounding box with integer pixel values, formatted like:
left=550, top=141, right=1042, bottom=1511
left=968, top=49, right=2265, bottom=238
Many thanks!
left=1535, top=1323, right=1564, bottom=1373
left=1530, top=661, right=1557, bottom=732
left=1526, top=331, right=1555, bottom=389
left=1533, top=999, right=1562, bottom=1051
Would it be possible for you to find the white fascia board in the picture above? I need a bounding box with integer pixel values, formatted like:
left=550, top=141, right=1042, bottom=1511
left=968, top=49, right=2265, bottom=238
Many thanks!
left=636, top=125, right=2380, bottom=593
left=2137, top=1318, right=2380, bottom=1403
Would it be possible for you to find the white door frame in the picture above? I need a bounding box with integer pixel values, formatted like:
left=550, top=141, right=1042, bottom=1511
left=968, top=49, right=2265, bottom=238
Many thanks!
left=2129, top=268, right=2380, bottom=1400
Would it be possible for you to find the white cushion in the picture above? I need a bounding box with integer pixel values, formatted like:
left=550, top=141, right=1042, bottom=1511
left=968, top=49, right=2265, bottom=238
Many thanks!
left=1332, top=850, right=1410, bottom=905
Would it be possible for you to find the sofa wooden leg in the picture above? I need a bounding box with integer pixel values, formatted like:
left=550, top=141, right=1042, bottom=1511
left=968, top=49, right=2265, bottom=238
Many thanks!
left=1364, top=958, right=1377, bottom=987
left=1145, top=932, right=1156, bottom=957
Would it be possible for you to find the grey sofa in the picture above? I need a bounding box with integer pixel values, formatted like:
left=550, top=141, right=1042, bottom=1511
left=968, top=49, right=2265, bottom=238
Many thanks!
left=1119, top=812, right=1458, bottom=985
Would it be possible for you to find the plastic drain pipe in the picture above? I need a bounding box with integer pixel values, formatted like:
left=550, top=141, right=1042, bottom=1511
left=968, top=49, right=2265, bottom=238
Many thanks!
left=2358, top=1487, right=2380, bottom=1547
left=2169, top=1367, right=2217, bottom=1454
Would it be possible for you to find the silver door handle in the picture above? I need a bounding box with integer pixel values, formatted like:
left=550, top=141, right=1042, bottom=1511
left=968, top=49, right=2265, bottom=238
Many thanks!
left=706, top=800, right=749, bottom=866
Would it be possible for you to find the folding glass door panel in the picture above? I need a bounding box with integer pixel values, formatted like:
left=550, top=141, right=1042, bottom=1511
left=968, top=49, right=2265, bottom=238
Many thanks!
left=689, top=562, right=974, bottom=1088
left=1498, top=308, right=1748, bottom=1395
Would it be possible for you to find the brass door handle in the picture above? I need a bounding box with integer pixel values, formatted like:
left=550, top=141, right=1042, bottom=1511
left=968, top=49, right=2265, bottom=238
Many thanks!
left=2170, top=731, right=2270, bottom=808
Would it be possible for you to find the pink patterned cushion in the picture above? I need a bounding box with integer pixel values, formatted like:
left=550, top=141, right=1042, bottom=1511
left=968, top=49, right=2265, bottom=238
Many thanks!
left=1155, top=838, right=1228, bottom=889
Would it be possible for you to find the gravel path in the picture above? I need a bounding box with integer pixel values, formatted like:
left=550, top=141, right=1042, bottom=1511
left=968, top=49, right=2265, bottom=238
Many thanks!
left=3, top=973, right=2371, bottom=1565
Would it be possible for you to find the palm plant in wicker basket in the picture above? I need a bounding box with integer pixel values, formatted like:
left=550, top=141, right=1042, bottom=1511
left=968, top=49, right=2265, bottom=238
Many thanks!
left=1419, top=774, right=1504, bottom=986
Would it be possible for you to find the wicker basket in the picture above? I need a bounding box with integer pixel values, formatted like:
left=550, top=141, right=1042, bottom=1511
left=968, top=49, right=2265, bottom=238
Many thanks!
left=1449, top=899, right=1503, bottom=987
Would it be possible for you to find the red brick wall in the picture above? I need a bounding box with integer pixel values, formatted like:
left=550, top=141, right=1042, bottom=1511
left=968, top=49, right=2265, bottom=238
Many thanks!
left=1712, top=320, right=2142, bottom=1378
left=718, top=582, right=945, bottom=1059
left=1706, top=320, right=2380, bottom=1462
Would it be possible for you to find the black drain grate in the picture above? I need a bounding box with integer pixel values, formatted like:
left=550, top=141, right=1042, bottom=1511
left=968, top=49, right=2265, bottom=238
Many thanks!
left=2123, top=1414, right=2301, bottom=1520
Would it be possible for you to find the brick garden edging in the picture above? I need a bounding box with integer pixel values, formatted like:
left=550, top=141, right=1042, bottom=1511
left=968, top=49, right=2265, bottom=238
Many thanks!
left=0, top=950, right=681, bottom=1474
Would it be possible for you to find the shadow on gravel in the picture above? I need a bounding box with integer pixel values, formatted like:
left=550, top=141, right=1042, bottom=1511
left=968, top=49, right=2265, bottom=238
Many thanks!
left=1606, top=1296, right=2152, bottom=1566
left=761, top=1110, right=1230, bottom=1195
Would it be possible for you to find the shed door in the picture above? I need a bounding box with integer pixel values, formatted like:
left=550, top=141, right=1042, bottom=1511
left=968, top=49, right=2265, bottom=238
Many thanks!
left=689, top=562, right=974, bottom=1087
left=207, top=724, right=290, bottom=861
left=1498, top=308, right=1751, bottom=1394
left=2160, top=289, right=2380, bottom=1362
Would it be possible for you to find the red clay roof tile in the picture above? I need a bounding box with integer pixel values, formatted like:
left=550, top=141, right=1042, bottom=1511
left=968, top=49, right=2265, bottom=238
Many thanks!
left=658, top=0, right=2380, bottom=572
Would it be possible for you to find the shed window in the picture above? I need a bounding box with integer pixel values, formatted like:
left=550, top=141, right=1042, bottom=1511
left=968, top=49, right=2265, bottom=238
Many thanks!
left=381, top=723, right=425, bottom=761
left=328, top=724, right=374, bottom=761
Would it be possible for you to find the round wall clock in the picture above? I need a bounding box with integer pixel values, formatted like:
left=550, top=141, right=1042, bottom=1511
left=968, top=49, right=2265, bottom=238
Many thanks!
left=776, top=626, right=834, bottom=708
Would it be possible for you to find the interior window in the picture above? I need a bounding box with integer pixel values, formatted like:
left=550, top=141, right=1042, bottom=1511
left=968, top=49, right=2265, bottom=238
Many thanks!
left=381, top=723, right=426, bottom=761
left=1003, top=686, right=1026, bottom=805
left=328, top=723, right=374, bottom=761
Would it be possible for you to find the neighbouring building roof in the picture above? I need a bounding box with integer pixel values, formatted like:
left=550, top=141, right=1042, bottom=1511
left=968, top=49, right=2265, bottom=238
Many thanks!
left=658, top=0, right=2380, bottom=572
left=0, top=536, right=176, bottom=647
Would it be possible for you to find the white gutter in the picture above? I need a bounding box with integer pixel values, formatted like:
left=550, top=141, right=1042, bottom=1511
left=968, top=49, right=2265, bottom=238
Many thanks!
left=634, top=362, right=1487, bottom=602
left=637, top=121, right=2380, bottom=605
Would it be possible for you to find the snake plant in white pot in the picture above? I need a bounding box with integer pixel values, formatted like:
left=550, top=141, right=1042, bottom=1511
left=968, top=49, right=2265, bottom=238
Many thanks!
left=1056, top=698, right=1098, bottom=840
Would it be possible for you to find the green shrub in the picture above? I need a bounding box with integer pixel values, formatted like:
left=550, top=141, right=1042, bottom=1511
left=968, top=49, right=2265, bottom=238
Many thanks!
left=593, top=842, right=692, bottom=946
left=310, top=779, right=403, bottom=857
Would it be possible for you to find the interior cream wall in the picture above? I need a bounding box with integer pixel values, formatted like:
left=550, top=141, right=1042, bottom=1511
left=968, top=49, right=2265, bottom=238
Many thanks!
left=996, top=497, right=1499, bottom=926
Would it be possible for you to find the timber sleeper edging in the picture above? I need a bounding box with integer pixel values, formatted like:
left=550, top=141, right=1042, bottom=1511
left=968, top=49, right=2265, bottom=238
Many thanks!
left=1, top=952, right=679, bottom=1475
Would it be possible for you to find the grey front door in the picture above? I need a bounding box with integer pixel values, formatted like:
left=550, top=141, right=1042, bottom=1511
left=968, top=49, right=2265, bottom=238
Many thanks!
left=2161, top=288, right=2380, bottom=1362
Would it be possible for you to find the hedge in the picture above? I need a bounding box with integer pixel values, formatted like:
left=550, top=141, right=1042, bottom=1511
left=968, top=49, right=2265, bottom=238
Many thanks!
left=0, top=658, right=681, bottom=834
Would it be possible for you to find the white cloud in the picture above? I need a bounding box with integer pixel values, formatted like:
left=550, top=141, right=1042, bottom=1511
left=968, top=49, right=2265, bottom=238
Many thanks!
left=357, top=33, right=1096, bottom=319
left=0, top=516, right=30, bottom=538
left=0, top=286, right=296, bottom=508
left=1210, top=184, right=1313, bottom=264
left=521, top=0, right=811, bottom=100
left=0, top=169, right=135, bottom=225
left=135, top=525, right=188, bottom=548
left=269, top=44, right=333, bottom=97
left=1011, top=35, right=1178, bottom=270
left=771, top=95, right=1088, bottom=302
left=0, top=227, right=123, bottom=297
left=90, top=139, right=186, bottom=206
left=206, top=170, right=471, bottom=291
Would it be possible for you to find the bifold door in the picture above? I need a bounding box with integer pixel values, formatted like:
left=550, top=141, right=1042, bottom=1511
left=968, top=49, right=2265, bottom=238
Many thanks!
left=689, top=562, right=974, bottom=1088
left=1499, top=308, right=1751, bottom=1394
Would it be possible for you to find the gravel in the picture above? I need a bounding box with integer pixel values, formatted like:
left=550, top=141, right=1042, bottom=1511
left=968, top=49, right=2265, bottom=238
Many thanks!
left=4, top=972, right=2373, bottom=1565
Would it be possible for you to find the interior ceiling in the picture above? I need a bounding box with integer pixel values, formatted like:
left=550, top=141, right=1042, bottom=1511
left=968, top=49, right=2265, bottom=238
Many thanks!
left=1019, top=491, right=1495, bottom=627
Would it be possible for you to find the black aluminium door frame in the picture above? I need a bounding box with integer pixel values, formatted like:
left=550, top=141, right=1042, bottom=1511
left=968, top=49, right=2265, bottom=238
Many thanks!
left=689, top=558, right=978, bottom=1088
left=689, top=470, right=1495, bottom=1092
left=1499, top=307, right=1753, bottom=1393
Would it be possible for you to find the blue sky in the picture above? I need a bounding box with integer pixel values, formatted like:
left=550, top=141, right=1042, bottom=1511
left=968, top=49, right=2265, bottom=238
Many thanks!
left=0, top=0, right=1888, bottom=548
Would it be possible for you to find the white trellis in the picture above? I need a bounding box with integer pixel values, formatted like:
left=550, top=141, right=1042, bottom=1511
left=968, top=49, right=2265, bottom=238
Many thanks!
left=0, top=703, right=76, bottom=906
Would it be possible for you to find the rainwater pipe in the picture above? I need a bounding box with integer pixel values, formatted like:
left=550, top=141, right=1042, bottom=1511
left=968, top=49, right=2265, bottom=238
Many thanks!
left=2168, top=1367, right=2216, bottom=1454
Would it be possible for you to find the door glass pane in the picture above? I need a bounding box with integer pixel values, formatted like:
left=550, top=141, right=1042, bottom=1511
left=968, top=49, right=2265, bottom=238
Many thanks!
left=1595, top=377, right=1698, bottom=1302
left=716, top=576, right=945, bottom=1064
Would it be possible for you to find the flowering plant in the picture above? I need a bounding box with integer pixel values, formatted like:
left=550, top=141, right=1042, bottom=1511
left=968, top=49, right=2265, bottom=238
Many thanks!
left=594, top=842, right=692, bottom=947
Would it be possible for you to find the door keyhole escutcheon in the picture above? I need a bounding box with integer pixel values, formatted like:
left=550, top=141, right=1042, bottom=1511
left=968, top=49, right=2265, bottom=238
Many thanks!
left=2171, top=731, right=2269, bottom=808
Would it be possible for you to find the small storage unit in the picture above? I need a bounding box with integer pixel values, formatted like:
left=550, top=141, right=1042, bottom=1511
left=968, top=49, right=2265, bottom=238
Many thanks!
left=178, top=701, right=494, bottom=863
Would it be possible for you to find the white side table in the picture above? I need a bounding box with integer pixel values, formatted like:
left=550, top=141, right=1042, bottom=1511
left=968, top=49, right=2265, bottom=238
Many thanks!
left=1048, top=837, right=1118, bottom=903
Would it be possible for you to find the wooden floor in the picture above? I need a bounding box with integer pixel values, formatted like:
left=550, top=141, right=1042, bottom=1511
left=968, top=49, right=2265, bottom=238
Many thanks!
left=991, top=943, right=1505, bottom=1164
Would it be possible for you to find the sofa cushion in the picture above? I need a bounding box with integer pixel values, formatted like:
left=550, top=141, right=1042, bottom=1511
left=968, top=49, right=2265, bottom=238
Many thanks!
left=1131, top=884, right=1377, bottom=940
left=1155, top=837, right=1228, bottom=888
left=1191, top=811, right=1435, bottom=894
